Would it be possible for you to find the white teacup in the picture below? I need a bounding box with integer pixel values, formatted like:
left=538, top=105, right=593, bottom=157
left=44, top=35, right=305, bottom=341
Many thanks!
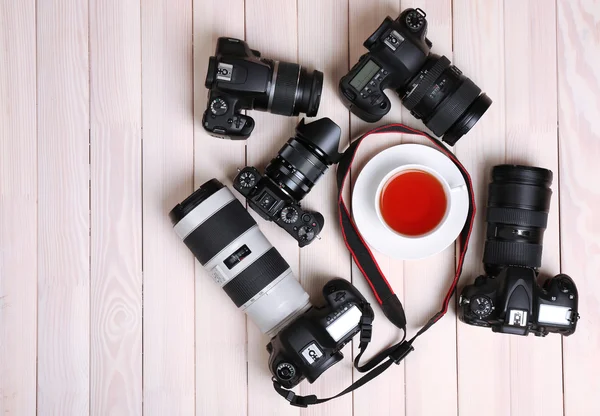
left=374, top=163, right=464, bottom=239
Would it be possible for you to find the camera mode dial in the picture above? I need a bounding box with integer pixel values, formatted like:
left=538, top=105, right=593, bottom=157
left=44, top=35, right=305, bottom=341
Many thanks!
left=470, top=295, right=493, bottom=318
left=237, top=171, right=257, bottom=188
left=405, top=9, right=425, bottom=32
left=280, top=206, right=299, bottom=224
left=276, top=362, right=296, bottom=381
left=210, top=97, right=228, bottom=116
left=298, top=225, right=315, bottom=242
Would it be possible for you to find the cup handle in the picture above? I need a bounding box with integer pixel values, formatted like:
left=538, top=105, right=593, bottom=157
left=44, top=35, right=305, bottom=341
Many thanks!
left=450, top=184, right=468, bottom=194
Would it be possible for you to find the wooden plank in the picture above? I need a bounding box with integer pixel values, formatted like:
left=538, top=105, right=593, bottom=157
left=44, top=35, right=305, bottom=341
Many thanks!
left=0, top=1, right=37, bottom=415
left=36, top=0, right=90, bottom=414
left=244, top=1, right=301, bottom=415
left=347, top=1, right=406, bottom=415
left=141, top=0, right=195, bottom=414
left=504, top=1, right=564, bottom=415
left=453, top=1, right=509, bottom=416
left=89, top=0, right=142, bottom=414
left=557, top=1, right=600, bottom=415
left=297, top=1, right=353, bottom=415
left=396, top=2, right=458, bottom=415
left=193, top=0, right=248, bottom=415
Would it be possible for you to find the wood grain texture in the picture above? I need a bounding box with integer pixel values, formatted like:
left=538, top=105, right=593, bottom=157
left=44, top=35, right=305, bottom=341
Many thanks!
left=504, top=2, right=563, bottom=415
left=89, top=0, right=143, bottom=414
left=142, top=0, right=195, bottom=414
left=347, top=3, right=407, bottom=416
left=558, top=1, right=600, bottom=415
left=2, top=1, right=599, bottom=415
left=245, top=1, right=301, bottom=415
left=0, top=1, right=37, bottom=415
left=398, top=2, right=458, bottom=415
left=36, top=0, right=90, bottom=414
left=193, top=0, right=248, bottom=415
left=297, top=1, right=353, bottom=415
left=453, top=1, right=509, bottom=416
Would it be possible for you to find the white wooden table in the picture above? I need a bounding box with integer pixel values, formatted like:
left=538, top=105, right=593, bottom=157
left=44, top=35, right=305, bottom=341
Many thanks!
left=1, top=0, right=599, bottom=415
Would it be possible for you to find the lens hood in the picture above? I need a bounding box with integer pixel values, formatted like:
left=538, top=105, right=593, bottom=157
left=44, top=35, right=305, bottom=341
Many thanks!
left=295, top=118, right=342, bottom=164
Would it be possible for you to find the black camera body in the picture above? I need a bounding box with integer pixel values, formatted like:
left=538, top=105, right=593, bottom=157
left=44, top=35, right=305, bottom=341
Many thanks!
left=234, top=166, right=325, bottom=247
left=340, top=8, right=491, bottom=145
left=459, top=268, right=579, bottom=336
left=203, top=37, right=323, bottom=140
left=267, top=278, right=373, bottom=388
left=459, top=165, right=579, bottom=336
left=233, top=118, right=341, bottom=246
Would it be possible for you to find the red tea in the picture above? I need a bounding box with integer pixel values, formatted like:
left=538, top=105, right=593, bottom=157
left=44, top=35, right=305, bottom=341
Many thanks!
left=379, top=170, right=447, bottom=236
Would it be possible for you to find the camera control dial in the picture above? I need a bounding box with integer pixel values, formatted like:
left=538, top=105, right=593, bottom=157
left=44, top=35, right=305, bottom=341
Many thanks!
left=405, top=9, right=425, bottom=31
left=237, top=171, right=257, bottom=188
left=210, top=97, right=228, bottom=116
left=470, top=295, right=493, bottom=318
left=280, top=206, right=299, bottom=224
left=276, top=362, right=296, bottom=381
left=298, top=225, right=315, bottom=242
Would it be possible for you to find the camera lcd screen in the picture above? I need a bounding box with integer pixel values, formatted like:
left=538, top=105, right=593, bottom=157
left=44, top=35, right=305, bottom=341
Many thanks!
left=349, top=60, right=380, bottom=91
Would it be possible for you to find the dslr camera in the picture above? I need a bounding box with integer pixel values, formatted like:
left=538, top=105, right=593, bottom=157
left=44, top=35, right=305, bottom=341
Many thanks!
left=459, top=165, right=579, bottom=336
left=339, top=8, right=491, bottom=145
left=233, top=118, right=342, bottom=246
left=203, top=37, right=323, bottom=139
left=170, top=180, right=372, bottom=389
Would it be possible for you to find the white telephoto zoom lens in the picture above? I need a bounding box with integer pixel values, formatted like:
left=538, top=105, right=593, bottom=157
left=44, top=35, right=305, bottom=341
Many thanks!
left=169, top=179, right=311, bottom=336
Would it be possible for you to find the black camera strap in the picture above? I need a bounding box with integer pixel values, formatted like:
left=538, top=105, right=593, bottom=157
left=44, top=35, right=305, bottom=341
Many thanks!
left=273, top=124, right=476, bottom=407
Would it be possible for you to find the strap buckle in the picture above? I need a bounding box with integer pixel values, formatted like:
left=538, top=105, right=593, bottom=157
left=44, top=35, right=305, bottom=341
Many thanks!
left=359, top=315, right=373, bottom=343
left=389, top=341, right=414, bottom=364
left=285, top=391, right=317, bottom=408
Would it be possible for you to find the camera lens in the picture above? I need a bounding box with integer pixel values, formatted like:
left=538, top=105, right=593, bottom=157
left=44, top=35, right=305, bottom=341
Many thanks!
left=401, top=54, right=492, bottom=146
left=265, top=118, right=341, bottom=201
left=170, top=179, right=311, bottom=336
left=264, top=61, right=323, bottom=117
left=483, top=165, right=553, bottom=275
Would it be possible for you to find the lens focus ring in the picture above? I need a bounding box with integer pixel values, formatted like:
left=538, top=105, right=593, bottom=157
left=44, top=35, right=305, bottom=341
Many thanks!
left=271, top=62, right=300, bottom=116
left=426, top=78, right=481, bottom=136
left=403, top=56, right=451, bottom=111
left=483, top=240, right=543, bottom=269
left=487, top=207, right=548, bottom=229
left=223, top=247, right=290, bottom=307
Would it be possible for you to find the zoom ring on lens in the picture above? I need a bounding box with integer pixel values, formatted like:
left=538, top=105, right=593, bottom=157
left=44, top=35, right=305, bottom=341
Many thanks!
left=403, top=56, right=451, bottom=111
left=426, top=78, right=481, bottom=136
left=223, top=247, right=290, bottom=307
left=271, top=62, right=300, bottom=116
left=487, top=207, right=549, bottom=229
left=483, top=240, right=543, bottom=269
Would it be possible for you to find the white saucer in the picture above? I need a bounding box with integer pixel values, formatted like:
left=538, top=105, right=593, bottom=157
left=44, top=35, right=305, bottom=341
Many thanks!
left=352, top=144, right=469, bottom=260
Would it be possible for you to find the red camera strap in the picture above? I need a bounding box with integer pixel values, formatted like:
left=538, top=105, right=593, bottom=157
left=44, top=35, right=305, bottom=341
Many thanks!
left=337, top=123, right=476, bottom=330
left=274, top=124, right=476, bottom=407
